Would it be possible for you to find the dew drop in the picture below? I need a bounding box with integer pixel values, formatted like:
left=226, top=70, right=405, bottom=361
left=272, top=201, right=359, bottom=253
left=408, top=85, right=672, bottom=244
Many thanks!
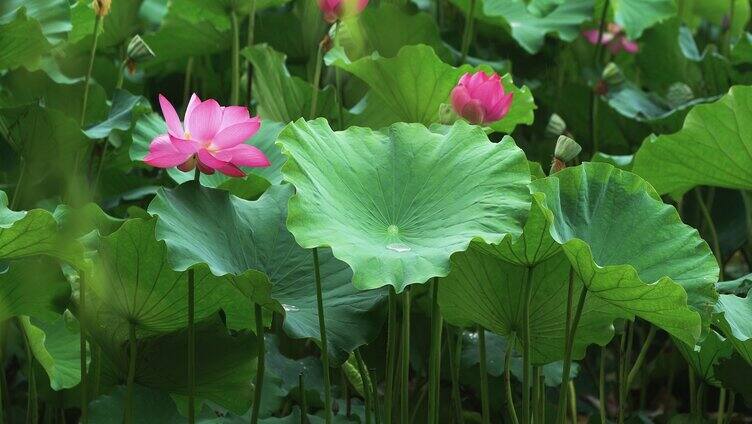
left=386, top=243, right=411, bottom=253
left=282, top=304, right=300, bottom=312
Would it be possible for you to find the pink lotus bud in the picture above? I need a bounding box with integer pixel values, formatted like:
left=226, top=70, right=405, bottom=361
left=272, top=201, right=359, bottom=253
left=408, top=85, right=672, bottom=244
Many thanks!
left=450, top=71, right=514, bottom=125
left=318, top=0, right=369, bottom=23
left=582, top=23, right=639, bottom=55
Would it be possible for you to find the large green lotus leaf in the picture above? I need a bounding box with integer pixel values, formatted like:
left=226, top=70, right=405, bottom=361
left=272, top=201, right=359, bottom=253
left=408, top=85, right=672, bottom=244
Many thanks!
left=0, top=257, right=70, bottom=322
left=148, top=183, right=387, bottom=363
left=460, top=331, right=579, bottom=386
left=338, top=4, right=452, bottom=61
left=84, top=90, right=143, bottom=139
left=142, top=0, right=231, bottom=67
left=673, top=330, right=732, bottom=386
left=632, top=86, right=752, bottom=196
left=21, top=313, right=85, bottom=391
left=90, top=319, right=258, bottom=414
left=327, top=44, right=535, bottom=133
left=0, top=68, right=108, bottom=126
left=130, top=110, right=285, bottom=194
left=241, top=44, right=341, bottom=123
left=450, top=0, right=593, bottom=54
left=440, top=250, right=620, bottom=364
left=531, top=163, right=718, bottom=345
left=715, top=294, right=752, bottom=365
left=1, top=105, right=89, bottom=190
left=0, top=0, right=71, bottom=44
left=0, top=192, right=83, bottom=267
left=612, top=0, right=677, bottom=39
left=86, top=218, right=256, bottom=341
left=277, top=119, right=531, bottom=291
left=89, top=385, right=222, bottom=424
left=0, top=9, right=50, bottom=70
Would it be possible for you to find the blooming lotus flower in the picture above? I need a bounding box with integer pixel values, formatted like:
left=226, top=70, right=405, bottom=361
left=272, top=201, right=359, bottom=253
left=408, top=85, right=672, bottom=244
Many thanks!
left=144, top=94, right=269, bottom=177
left=450, top=71, right=514, bottom=125
left=318, top=0, right=368, bottom=23
left=583, top=23, right=639, bottom=54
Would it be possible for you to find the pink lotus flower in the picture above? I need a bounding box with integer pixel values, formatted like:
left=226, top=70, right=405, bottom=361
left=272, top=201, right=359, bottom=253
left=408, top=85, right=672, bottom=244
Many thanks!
left=450, top=71, right=514, bottom=125
left=144, top=94, right=269, bottom=177
left=318, top=0, right=368, bottom=23
left=583, top=23, right=639, bottom=55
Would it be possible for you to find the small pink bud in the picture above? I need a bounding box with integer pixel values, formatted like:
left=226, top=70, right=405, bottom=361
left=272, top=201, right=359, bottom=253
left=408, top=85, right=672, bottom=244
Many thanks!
left=450, top=71, right=514, bottom=125
left=318, top=0, right=369, bottom=23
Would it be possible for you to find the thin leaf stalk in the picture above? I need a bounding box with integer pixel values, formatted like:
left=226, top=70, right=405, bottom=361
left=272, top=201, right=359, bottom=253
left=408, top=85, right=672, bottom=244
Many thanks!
left=309, top=39, right=326, bottom=119
left=478, top=326, right=490, bottom=424
left=312, top=248, right=332, bottom=424
left=505, top=332, right=520, bottom=424
left=522, top=266, right=534, bottom=424
left=187, top=268, right=196, bottom=424
left=354, top=350, right=373, bottom=424
left=80, top=15, right=103, bottom=128
left=532, top=366, right=541, bottom=424
left=79, top=275, right=89, bottom=424
left=299, top=372, right=308, bottom=424
left=19, top=320, right=37, bottom=424
left=124, top=323, right=137, bottom=424
left=251, top=304, right=265, bottom=424
left=694, top=188, right=724, bottom=279
left=333, top=21, right=344, bottom=129
left=428, top=278, right=443, bottom=424
left=246, top=0, right=257, bottom=103
left=599, top=346, right=607, bottom=423
left=230, top=9, right=241, bottom=105
left=399, top=288, right=411, bottom=424
left=460, top=0, right=476, bottom=62
left=447, top=326, right=464, bottom=424
left=384, top=288, right=398, bottom=424
left=716, top=388, right=726, bottom=424
left=589, top=0, right=610, bottom=154
left=558, top=272, right=588, bottom=424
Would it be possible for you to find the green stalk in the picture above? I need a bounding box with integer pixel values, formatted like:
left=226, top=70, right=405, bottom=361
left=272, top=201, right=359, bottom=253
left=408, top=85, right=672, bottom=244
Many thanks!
left=688, top=367, right=697, bottom=416
left=568, top=381, right=577, bottom=423
left=0, top=349, right=3, bottom=424
left=384, top=288, right=398, bottom=424
left=504, top=332, right=519, bottom=424
left=558, top=279, right=588, bottom=424
left=354, top=350, right=372, bottom=424
left=521, top=266, right=534, bottom=424
left=333, top=22, right=344, bottom=129
left=399, top=288, right=411, bottom=424
left=556, top=268, right=574, bottom=423
left=230, top=9, right=241, bottom=105
left=725, top=391, right=735, bottom=423
left=124, top=323, right=137, bottom=424
left=599, top=347, right=607, bottom=423
left=409, top=382, right=428, bottom=424
left=589, top=0, right=610, bottom=153
left=299, top=372, right=308, bottom=424
left=183, top=57, right=195, bottom=106
left=312, top=248, right=332, bottom=424
left=79, top=275, right=89, bottom=424
left=532, top=366, right=541, bottom=424
left=478, top=327, right=490, bottom=424
left=447, top=327, right=464, bottom=424
left=309, top=39, right=325, bottom=119
left=625, top=326, right=656, bottom=389
left=187, top=267, right=196, bottom=424
left=251, top=304, right=266, bottom=424
left=460, top=0, right=476, bottom=62
left=697, top=382, right=706, bottom=418
left=80, top=15, right=102, bottom=128
left=716, top=388, right=726, bottom=424
left=694, top=188, right=724, bottom=279
left=115, top=61, right=126, bottom=90
left=370, top=369, right=381, bottom=424
left=246, top=0, right=257, bottom=103
left=20, top=320, right=37, bottom=424
left=539, top=374, right=546, bottom=424
left=428, top=278, right=443, bottom=424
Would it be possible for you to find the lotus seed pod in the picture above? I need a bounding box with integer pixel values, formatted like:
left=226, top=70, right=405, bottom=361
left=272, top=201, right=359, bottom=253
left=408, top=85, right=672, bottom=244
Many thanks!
left=666, top=82, right=694, bottom=108
left=126, top=35, right=155, bottom=63
left=554, top=135, right=582, bottom=162
left=92, top=0, right=111, bottom=16
left=601, top=62, right=624, bottom=86
left=545, top=113, right=567, bottom=137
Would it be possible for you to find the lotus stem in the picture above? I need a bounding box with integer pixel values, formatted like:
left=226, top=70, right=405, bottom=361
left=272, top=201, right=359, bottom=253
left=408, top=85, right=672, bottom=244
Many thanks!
left=79, top=275, right=89, bottom=424
left=716, top=388, right=726, bottom=424
left=384, top=287, right=398, bottom=424
left=187, top=268, right=196, bottom=424
left=333, top=21, right=344, bottom=129
left=590, top=0, right=610, bottom=154
left=124, top=323, right=137, bottom=424
left=568, top=381, right=577, bottom=422
left=599, top=346, right=607, bottom=423
left=522, top=266, right=534, bottom=424
left=299, top=371, right=308, bottom=424
left=447, top=326, right=465, bottom=424
left=312, top=248, right=332, bottom=424
left=617, top=322, right=634, bottom=424
left=725, top=391, right=735, bottom=423
left=183, top=57, right=194, bottom=106
left=460, top=0, right=476, bottom=62
left=80, top=15, right=102, bottom=128
left=626, top=326, right=656, bottom=389
left=310, top=39, right=325, bottom=119
left=0, top=351, right=4, bottom=424
left=115, top=59, right=126, bottom=90
left=478, top=326, right=490, bottom=424
left=355, top=350, right=373, bottom=424
left=251, top=304, right=265, bottom=424
left=399, top=287, right=411, bottom=424
left=409, top=382, right=428, bottom=424
left=697, top=382, right=706, bottom=418
left=504, top=332, right=519, bottom=424
left=230, top=9, right=241, bottom=105
left=246, top=0, right=257, bottom=103
left=558, top=272, right=588, bottom=424
left=532, top=366, right=541, bottom=423
left=428, top=278, right=443, bottom=424
left=694, top=188, right=724, bottom=279
left=19, top=319, right=37, bottom=424
left=556, top=268, right=575, bottom=423
left=688, top=366, right=697, bottom=416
